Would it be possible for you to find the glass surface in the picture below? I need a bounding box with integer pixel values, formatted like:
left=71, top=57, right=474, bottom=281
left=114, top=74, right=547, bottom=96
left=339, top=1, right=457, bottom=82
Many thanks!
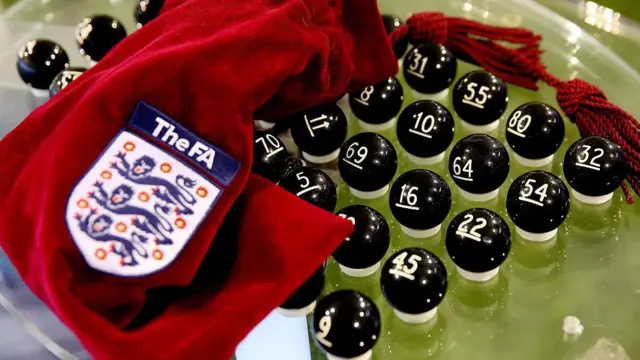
left=0, top=0, right=639, bottom=359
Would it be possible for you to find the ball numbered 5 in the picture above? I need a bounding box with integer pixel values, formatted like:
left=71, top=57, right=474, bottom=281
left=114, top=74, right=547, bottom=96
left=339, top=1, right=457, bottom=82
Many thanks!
left=446, top=208, right=511, bottom=282
left=505, top=102, right=565, bottom=167
left=563, top=136, right=625, bottom=204
left=253, top=130, right=288, bottom=182
left=389, top=169, right=452, bottom=238
left=279, top=167, right=337, bottom=212
left=349, top=77, right=404, bottom=131
left=338, top=133, right=398, bottom=199
left=289, top=103, right=348, bottom=164
left=452, top=70, right=508, bottom=132
left=396, top=100, right=455, bottom=165
left=403, top=43, right=457, bottom=101
left=507, top=170, right=570, bottom=241
left=448, top=134, right=510, bottom=201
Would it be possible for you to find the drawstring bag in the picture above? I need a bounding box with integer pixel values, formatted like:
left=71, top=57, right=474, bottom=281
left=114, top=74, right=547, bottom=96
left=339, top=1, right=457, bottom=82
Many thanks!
left=0, top=0, right=397, bottom=358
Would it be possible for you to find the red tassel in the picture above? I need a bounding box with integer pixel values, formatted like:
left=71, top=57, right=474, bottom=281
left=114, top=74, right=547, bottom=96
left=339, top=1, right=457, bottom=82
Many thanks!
left=392, top=11, right=640, bottom=203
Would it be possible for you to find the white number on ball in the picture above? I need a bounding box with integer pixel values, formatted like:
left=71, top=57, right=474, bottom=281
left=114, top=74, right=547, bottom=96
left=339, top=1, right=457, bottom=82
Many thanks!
left=456, top=213, right=487, bottom=242
left=345, top=142, right=368, bottom=166
left=518, top=178, right=549, bottom=207
left=506, top=110, right=532, bottom=138
left=452, top=157, right=473, bottom=182
left=337, top=213, right=356, bottom=241
left=409, top=53, right=429, bottom=75
left=411, top=112, right=436, bottom=139
left=295, top=172, right=321, bottom=197
left=316, top=315, right=333, bottom=348
left=462, top=82, right=490, bottom=109
left=397, top=184, right=419, bottom=210
left=576, top=145, right=604, bottom=171
left=389, top=251, right=422, bottom=281
left=255, top=133, right=284, bottom=158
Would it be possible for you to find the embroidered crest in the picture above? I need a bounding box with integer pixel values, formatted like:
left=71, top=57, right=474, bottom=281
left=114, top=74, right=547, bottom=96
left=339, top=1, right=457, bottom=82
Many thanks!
left=66, top=130, right=221, bottom=276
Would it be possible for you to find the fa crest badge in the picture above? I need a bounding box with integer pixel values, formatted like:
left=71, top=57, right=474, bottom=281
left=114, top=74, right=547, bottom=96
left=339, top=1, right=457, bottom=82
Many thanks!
left=66, top=103, right=239, bottom=276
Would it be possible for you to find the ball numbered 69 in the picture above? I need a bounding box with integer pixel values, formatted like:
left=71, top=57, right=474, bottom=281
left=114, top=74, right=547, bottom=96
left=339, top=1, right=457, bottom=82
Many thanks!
left=279, top=166, right=337, bottom=212
left=452, top=70, right=508, bottom=133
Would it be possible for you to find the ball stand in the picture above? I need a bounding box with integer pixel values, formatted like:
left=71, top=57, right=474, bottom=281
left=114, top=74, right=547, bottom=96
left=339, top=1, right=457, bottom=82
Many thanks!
left=327, top=350, right=373, bottom=360
left=458, top=188, right=500, bottom=202
left=302, top=149, right=340, bottom=164
left=515, top=227, right=557, bottom=242
left=394, top=307, right=438, bottom=325
left=349, top=185, right=389, bottom=200
left=571, top=188, right=614, bottom=205
left=358, top=117, right=397, bottom=132
left=339, top=262, right=380, bottom=278
left=513, top=153, right=555, bottom=168
left=276, top=301, right=316, bottom=318
left=400, top=224, right=441, bottom=239
left=30, top=87, right=49, bottom=98
left=411, top=88, right=449, bottom=102
left=337, top=93, right=351, bottom=114
left=460, top=119, right=500, bottom=134
left=457, top=266, right=500, bottom=282
left=253, top=119, right=276, bottom=130
left=406, top=152, right=445, bottom=166
left=88, top=60, right=98, bottom=68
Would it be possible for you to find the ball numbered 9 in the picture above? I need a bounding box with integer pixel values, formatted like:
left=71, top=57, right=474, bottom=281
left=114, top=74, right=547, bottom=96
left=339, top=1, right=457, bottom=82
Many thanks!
left=446, top=208, right=511, bottom=282
left=452, top=70, right=508, bottom=132
left=380, top=248, right=448, bottom=324
left=349, top=77, right=404, bottom=131
left=338, top=133, right=398, bottom=199
left=505, top=102, right=565, bottom=167
left=403, top=43, right=457, bottom=101
left=507, top=170, right=570, bottom=241
left=448, top=134, right=510, bottom=202
left=289, top=103, right=348, bottom=164
left=396, top=100, right=455, bottom=165
left=389, top=169, right=452, bottom=238
left=563, top=136, right=625, bottom=204
left=253, top=130, right=288, bottom=182
left=313, top=290, right=381, bottom=360
left=279, top=166, right=337, bottom=212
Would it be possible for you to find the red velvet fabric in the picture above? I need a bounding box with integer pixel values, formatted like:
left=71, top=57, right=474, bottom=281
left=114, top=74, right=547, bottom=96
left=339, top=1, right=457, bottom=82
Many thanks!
left=0, top=0, right=396, bottom=359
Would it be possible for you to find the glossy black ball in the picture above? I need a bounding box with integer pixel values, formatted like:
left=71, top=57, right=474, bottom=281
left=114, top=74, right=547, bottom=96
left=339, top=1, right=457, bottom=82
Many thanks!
left=389, top=169, right=452, bottom=230
left=452, top=70, right=508, bottom=125
left=334, top=205, right=390, bottom=269
left=563, top=136, right=625, bottom=196
left=289, top=103, right=348, bottom=157
left=313, top=290, right=381, bottom=358
left=448, top=134, right=510, bottom=194
left=135, top=0, right=165, bottom=27
left=49, top=67, right=86, bottom=98
left=252, top=131, right=288, bottom=182
left=446, top=208, right=511, bottom=272
left=16, top=39, right=69, bottom=90
left=382, top=15, right=409, bottom=59
left=507, top=170, right=570, bottom=233
left=338, top=133, right=398, bottom=192
left=76, top=15, right=127, bottom=62
left=279, top=157, right=306, bottom=182
left=397, top=100, right=455, bottom=158
left=279, top=166, right=337, bottom=212
left=348, top=77, right=404, bottom=125
left=280, top=266, right=325, bottom=310
left=381, top=248, right=447, bottom=314
left=403, top=44, right=457, bottom=95
left=505, top=102, right=565, bottom=160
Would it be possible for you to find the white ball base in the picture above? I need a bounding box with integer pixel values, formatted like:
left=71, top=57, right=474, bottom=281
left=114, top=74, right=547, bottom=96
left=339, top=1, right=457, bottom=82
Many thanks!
left=571, top=189, right=614, bottom=205
left=457, top=266, right=500, bottom=282
left=349, top=185, right=388, bottom=200
left=358, top=117, right=396, bottom=132
left=458, top=188, right=499, bottom=202
left=88, top=60, right=98, bottom=68
left=327, top=350, right=373, bottom=360
left=513, top=153, right=555, bottom=168
left=516, top=227, right=558, bottom=242
left=276, top=301, right=316, bottom=318
left=30, top=88, right=49, bottom=98
left=394, top=307, right=438, bottom=324
left=254, top=119, right=276, bottom=130
left=400, top=224, right=441, bottom=239
left=339, top=262, right=380, bottom=278
left=302, top=149, right=340, bottom=164
left=407, top=152, right=445, bottom=166
left=412, top=88, right=449, bottom=102
left=562, top=315, right=584, bottom=336
left=460, top=119, right=500, bottom=133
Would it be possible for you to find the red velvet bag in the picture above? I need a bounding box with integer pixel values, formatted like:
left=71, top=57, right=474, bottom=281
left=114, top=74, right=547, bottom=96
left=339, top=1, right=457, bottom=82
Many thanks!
left=0, top=0, right=397, bottom=358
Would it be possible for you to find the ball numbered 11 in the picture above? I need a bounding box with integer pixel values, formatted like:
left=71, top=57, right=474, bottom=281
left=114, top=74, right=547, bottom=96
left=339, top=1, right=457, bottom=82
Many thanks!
left=289, top=103, right=348, bottom=164
left=452, top=70, right=508, bottom=133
